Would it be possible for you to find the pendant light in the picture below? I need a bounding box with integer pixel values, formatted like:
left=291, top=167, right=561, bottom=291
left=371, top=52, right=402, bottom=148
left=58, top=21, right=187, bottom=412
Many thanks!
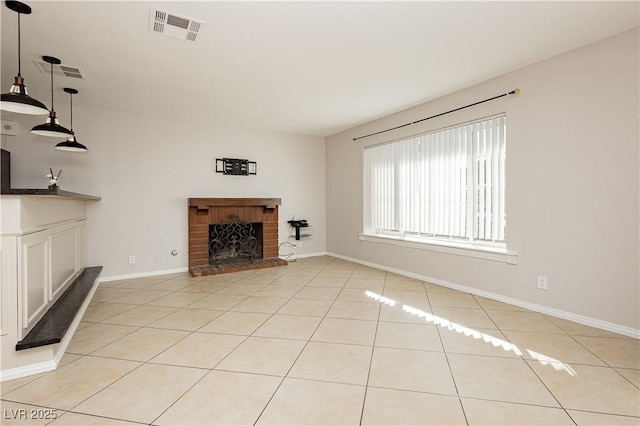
left=55, top=88, right=88, bottom=152
left=31, top=56, right=73, bottom=137
left=0, top=1, right=48, bottom=115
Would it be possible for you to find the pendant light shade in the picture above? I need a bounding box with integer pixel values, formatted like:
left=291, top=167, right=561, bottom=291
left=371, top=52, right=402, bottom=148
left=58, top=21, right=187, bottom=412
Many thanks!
left=31, top=56, right=73, bottom=137
left=55, top=88, right=87, bottom=152
left=31, top=110, right=73, bottom=137
left=0, top=1, right=48, bottom=115
left=54, top=135, right=88, bottom=152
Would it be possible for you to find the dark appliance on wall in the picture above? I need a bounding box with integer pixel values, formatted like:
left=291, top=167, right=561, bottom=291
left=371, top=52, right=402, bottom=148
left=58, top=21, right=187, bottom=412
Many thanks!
left=1, top=149, right=10, bottom=190
left=287, top=219, right=309, bottom=240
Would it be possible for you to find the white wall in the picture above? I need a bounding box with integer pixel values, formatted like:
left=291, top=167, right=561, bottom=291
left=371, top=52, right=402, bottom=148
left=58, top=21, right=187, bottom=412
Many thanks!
left=325, top=28, right=639, bottom=331
left=3, top=105, right=326, bottom=278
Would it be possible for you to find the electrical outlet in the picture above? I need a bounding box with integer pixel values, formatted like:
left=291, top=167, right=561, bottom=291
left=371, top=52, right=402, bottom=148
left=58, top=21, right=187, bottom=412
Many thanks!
left=537, top=276, right=547, bottom=290
left=128, top=255, right=136, bottom=264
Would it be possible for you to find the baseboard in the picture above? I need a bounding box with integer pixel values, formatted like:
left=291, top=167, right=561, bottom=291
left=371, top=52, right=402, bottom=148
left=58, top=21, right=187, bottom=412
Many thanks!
left=326, top=252, right=640, bottom=339
left=0, top=359, right=57, bottom=382
left=297, top=251, right=328, bottom=259
left=100, top=267, right=189, bottom=283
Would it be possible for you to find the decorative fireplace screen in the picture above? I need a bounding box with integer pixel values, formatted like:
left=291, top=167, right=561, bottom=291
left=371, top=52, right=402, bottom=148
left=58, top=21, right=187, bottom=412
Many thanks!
left=209, top=222, right=262, bottom=266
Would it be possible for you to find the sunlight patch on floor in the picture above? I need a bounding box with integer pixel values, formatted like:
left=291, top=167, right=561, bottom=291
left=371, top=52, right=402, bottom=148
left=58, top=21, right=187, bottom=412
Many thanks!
left=365, top=290, right=396, bottom=306
left=366, top=291, right=577, bottom=377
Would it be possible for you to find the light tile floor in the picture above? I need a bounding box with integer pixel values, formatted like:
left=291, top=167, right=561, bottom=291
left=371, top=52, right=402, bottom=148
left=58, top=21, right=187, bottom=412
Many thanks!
left=1, top=256, right=639, bottom=425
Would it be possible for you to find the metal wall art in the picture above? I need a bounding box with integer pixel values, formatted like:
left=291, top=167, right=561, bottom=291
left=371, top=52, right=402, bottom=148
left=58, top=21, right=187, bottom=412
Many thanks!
left=216, top=158, right=257, bottom=176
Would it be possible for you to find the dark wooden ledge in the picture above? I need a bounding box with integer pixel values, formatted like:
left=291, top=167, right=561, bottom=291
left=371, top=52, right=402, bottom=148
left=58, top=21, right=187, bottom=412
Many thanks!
left=189, top=198, right=281, bottom=211
left=16, top=266, right=103, bottom=351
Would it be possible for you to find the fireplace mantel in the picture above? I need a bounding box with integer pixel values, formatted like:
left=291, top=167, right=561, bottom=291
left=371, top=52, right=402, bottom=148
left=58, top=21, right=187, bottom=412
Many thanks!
left=188, top=197, right=285, bottom=276
left=189, top=198, right=281, bottom=211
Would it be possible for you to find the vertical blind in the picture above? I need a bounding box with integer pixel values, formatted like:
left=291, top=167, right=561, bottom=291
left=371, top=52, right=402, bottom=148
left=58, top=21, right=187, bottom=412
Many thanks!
left=363, top=114, right=506, bottom=243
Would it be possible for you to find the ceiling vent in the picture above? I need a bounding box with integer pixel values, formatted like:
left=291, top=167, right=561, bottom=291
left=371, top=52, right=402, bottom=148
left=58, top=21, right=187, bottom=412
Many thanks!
left=33, top=59, right=86, bottom=80
left=150, top=8, right=204, bottom=43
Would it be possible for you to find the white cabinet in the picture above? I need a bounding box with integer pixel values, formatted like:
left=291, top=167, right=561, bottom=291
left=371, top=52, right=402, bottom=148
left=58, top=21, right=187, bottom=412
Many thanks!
left=50, top=224, right=78, bottom=299
left=1, top=191, right=100, bottom=380
left=16, top=220, right=86, bottom=337
left=77, top=222, right=87, bottom=270
left=21, top=232, right=49, bottom=333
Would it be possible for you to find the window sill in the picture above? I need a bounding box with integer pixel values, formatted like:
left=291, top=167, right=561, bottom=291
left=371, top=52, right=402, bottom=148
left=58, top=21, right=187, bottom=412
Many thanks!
left=358, top=233, right=518, bottom=264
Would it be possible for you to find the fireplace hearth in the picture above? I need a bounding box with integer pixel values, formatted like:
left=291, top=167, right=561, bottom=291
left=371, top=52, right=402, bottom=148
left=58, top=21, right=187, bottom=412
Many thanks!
left=188, top=198, right=287, bottom=276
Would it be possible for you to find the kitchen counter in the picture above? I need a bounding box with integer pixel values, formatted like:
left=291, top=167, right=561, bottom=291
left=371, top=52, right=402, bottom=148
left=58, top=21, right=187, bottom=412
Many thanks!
left=1, top=187, right=101, bottom=201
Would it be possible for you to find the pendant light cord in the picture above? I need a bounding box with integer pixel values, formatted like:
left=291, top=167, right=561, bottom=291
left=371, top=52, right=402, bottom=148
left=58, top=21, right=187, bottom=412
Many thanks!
left=69, top=92, right=73, bottom=131
left=49, top=62, right=54, bottom=111
left=16, top=12, right=22, bottom=76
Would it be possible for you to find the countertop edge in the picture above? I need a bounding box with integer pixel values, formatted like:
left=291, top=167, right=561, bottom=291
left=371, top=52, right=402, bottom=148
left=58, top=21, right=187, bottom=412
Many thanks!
left=1, top=188, right=102, bottom=201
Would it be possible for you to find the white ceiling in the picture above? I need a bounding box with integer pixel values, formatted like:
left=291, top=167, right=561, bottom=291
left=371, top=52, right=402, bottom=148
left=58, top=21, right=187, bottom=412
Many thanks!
left=1, top=1, right=638, bottom=137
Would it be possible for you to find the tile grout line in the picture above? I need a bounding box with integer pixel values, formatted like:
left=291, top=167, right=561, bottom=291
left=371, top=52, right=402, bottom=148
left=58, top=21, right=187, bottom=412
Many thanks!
left=62, top=356, right=148, bottom=422
left=470, top=293, right=580, bottom=423
left=73, top=269, right=263, bottom=425
left=357, top=270, right=386, bottom=426
left=89, top=284, right=213, bottom=421
left=146, top=267, right=280, bottom=426
left=251, top=260, right=357, bottom=425
left=498, top=319, right=576, bottom=424
left=428, top=280, right=470, bottom=425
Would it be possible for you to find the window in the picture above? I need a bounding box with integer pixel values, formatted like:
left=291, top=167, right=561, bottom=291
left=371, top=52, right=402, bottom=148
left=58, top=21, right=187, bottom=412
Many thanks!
left=363, top=114, right=506, bottom=247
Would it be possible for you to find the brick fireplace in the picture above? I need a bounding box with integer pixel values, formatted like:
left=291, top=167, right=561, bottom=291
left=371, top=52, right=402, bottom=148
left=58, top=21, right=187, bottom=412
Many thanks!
left=188, top=198, right=287, bottom=276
